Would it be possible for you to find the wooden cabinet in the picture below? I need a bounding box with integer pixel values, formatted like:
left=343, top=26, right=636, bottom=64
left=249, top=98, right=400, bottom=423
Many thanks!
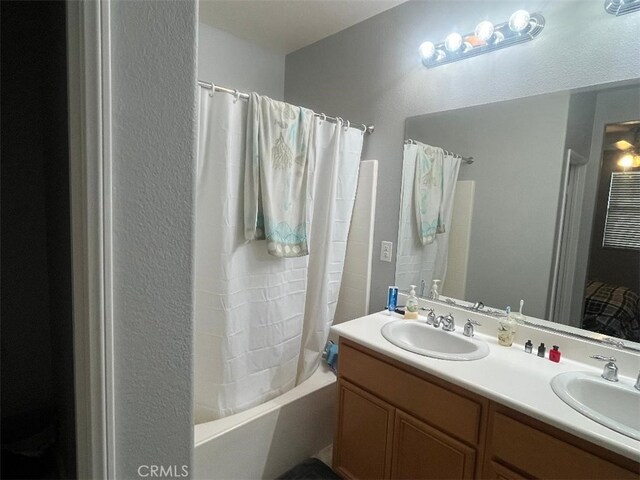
left=334, top=339, right=640, bottom=480
left=484, top=403, right=639, bottom=480
left=334, top=340, right=487, bottom=479
left=334, top=380, right=394, bottom=479
left=391, top=410, right=476, bottom=479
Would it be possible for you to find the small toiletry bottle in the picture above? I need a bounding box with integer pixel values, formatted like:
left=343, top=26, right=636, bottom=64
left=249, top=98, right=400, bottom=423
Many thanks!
left=524, top=340, right=533, bottom=353
left=549, top=345, right=561, bottom=363
left=387, top=286, right=399, bottom=315
left=537, top=342, right=546, bottom=358
left=497, top=306, right=517, bottom=346
left=404, top=285, right=419, bottom=320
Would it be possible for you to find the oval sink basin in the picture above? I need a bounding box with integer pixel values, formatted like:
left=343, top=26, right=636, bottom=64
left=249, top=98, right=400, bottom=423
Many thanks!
left=551, top=371, right=640, bottom=441
left=381, top=320, right=489, bottom=361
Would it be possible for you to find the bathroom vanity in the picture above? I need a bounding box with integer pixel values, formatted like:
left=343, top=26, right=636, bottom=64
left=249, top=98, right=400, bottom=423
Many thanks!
left=331, top=311, right=640, bottom=479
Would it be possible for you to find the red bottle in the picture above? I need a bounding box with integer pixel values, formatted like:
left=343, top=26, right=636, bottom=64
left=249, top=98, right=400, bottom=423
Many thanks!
left=549, top=345, right=561, bottom=363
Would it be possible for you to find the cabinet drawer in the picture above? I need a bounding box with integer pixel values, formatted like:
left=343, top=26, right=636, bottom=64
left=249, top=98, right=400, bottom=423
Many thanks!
left=339, top=341, right=484, bottom=445
left=489, top=411, right=638, bottom=479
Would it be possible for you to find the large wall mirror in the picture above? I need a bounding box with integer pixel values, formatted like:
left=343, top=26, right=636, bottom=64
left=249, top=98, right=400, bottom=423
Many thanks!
left=396, top=83, right=640, bottom=345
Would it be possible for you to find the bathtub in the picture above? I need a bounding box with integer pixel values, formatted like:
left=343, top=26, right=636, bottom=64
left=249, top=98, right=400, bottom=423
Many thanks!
left=194, top=365, right=337, bottom=479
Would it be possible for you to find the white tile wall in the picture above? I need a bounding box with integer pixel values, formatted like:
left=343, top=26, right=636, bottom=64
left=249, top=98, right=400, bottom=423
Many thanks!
left=442, top=181, right=475, bottom=299
left=334, top=160, right=378, bottom=324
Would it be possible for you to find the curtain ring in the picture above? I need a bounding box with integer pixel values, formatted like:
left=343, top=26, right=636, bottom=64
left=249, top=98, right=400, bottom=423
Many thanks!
left=320, top=113, right=326, bottom=122
left=336, top=117, right=343, bottom=127
left=361, top=124, right=367, bottom=135
left=344, top=120, right=350, bottom=131
left=208, top=84, right=215, bottom=97
left=233, top=89, right=240, bottom=103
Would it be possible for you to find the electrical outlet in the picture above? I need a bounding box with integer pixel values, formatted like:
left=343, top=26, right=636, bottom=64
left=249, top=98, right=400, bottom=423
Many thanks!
left=380, top=241, right=393, bottom=262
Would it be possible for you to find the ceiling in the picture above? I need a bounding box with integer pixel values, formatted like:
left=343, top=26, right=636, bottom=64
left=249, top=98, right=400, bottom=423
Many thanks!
left=199, top=0, right=407, bottom=54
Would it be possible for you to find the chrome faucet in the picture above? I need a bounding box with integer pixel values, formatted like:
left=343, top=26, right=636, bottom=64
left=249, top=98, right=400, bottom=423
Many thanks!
left=423, top=308, right=435, bottom=325
left=470, top=301, right=484, bottom=311
left=635, top=371, right=640, bottom=391
left=433, top=315, right=444, bottom=328
left=463, top=319, right=481, bottom=337
left=590, top=355, right=618, bottom=382
left=441, top=313, right=455, bottom=332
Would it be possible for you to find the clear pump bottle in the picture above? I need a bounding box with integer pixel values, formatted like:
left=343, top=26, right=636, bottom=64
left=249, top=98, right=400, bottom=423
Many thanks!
left=405, top=285, right=419, bottom=320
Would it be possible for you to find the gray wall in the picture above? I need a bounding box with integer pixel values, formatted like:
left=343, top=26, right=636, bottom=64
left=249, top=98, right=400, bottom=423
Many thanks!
left=111, top=1, right=196, bottom=476
left=405, top=94, right=570, bottom=318
left=199, top=22, right=285, bottom=101
left=285, top=0, right=640, bottom=313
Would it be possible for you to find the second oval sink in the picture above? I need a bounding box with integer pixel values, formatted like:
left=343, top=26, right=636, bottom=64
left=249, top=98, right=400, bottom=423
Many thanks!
left=381, top=320, right=489, bottom=361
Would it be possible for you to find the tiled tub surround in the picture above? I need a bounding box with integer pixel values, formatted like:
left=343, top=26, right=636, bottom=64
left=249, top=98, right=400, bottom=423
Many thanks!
left=331, top=301, right=640, bottom=462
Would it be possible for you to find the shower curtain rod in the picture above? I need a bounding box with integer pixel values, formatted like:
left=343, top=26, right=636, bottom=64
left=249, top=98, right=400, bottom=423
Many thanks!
left=198, top=80, right=375, bottom=135
left=404, top=139, right=474, bottom=164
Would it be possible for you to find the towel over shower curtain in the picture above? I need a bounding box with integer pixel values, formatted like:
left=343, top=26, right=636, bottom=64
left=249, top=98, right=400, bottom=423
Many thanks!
left=395, top=141, right=461, bottom=293
left=194, top=88, right=363, bottom=422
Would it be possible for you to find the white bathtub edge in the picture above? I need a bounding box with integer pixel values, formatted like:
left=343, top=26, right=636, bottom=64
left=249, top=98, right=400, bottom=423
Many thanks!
left=194, top=364, right=336, bottom=447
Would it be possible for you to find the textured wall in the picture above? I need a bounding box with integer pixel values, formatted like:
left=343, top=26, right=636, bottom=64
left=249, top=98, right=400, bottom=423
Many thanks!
left=110, top=1, right=196, bottom=476
left=198, top=22, right=285, bottom=101
left=285, top=0, right=640, bottom=312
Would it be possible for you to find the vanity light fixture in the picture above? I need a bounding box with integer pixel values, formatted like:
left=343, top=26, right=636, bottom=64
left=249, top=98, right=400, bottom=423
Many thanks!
left=604, top=0, right=640, bottom=16
left=419, top=10, right=545, bottom=68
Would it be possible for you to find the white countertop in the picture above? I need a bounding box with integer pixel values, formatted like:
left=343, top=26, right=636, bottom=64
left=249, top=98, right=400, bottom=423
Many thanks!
left=331, top=311, right=640, bottom=462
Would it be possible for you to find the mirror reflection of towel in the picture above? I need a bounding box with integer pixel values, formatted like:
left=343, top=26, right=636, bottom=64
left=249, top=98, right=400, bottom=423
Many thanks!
left=244, top=93, right=314, bottom=257
left=413, top=144, right=444, bottom=245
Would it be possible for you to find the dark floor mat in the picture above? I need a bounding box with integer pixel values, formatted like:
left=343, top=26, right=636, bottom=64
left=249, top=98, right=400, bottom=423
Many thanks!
left=276, top=458, right=341, bottom=480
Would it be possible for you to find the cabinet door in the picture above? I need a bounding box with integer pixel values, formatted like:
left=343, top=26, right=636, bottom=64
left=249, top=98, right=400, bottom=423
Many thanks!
left=486, top=460, right=530, bottom=480
left=391, top=410, right=476, bottom=479
left=334, top=380, right=395, bottom=480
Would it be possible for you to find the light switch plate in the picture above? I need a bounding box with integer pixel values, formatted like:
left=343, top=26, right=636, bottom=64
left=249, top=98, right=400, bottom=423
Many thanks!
left=380, top=241, right=393, bottom=262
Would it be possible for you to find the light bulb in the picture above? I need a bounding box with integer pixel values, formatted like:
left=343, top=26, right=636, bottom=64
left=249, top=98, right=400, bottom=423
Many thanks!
left=509, top=10, right=531, bottom=32
left=419, top=41, right=436, bottom=60
left=444, top=33, right=463, bottom=52
left=475, top=21, right=495, bottom=42
left=618, top=153, right=634, bottom=168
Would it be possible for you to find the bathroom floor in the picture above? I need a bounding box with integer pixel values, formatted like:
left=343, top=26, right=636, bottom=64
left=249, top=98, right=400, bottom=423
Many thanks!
left=276, top=458, right=340, bottom=480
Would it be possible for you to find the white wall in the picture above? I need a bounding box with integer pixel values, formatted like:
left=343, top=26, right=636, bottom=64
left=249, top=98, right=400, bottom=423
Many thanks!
left=285, top=0, right=640, bottom=312
left=199, top=22, right=285, bottom=100
left=110, top=1, right=196, bottom=476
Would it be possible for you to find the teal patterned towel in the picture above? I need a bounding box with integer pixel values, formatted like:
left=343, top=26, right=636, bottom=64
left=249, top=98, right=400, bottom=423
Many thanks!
left=414, top=143, right=445, bottom=245
left=244, top=93, right=313, bottom=257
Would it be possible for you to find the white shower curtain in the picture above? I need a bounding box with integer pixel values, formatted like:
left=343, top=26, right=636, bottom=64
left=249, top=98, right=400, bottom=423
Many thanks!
left=194, top=88, right=363, bottom=422
left=395, top=142, right=461, bottom=295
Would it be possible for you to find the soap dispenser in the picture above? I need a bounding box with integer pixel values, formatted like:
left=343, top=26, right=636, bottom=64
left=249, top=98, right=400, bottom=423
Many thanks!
left=404, top=285, right=419, bottom=320
left=429, top=279, right=441, bottom=301
left=497, top=306, right=517, bottom=346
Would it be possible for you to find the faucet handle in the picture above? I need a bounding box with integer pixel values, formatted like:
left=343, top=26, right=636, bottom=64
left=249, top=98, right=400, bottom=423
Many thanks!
left=463, top=319, right=480, bottom=337
left=590, top=354, right=616, bottom=363
left=590, top=355, right=618, bottom=382
left=422, top=308, right=435, bottom=325
left=601, top=337, right=625, bottom=349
